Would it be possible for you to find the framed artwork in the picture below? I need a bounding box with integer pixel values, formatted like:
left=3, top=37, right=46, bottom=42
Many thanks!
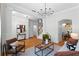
left=38, top=19, right=43, bottom=35
left=16, top=25, right=26, bottom=34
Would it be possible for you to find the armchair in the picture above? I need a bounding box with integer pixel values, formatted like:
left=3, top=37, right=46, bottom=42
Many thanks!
left=5, top=38, right=25, bottom=56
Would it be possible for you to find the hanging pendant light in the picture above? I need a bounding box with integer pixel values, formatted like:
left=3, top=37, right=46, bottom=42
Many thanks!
left=32, top=3, right=54, bottom=18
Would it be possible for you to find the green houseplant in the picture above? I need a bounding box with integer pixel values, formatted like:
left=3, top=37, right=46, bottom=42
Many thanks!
left=43, top=34, right=50, bottom=44
left=43, top=34, right=49, bottom=41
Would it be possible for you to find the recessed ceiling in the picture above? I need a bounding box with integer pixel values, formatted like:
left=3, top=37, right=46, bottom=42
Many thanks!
left=13, top=3, right=79, bottom=13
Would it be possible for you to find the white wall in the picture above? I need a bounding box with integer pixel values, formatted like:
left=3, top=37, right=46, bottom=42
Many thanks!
left=0, top=9, right=1, bottom=55
left=0, top=13, right=1, bottom=43
left=0, top=15, right=1, bottom=43
left=12, top=11, right=29, bottom=39
left=1, top=4, right=12, bottom=55
left=0, top=4, right=1, bottom=42
left=1, top=4, right=33, bottom=41
left=43, top=6, right=79, bottom=43
left=1, top=4, right=12, bottom=43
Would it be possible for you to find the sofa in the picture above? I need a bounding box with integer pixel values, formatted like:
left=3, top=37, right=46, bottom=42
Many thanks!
left=54, top=39, right=79, bottom=56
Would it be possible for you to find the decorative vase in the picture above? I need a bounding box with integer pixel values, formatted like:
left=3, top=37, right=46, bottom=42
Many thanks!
left=45, top=39, right=48, bottom=44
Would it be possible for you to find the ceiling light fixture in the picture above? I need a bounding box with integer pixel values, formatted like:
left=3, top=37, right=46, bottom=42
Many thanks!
left=32, top=3, right=54, bottom=18
left=12, top=11, right=16, bottom=14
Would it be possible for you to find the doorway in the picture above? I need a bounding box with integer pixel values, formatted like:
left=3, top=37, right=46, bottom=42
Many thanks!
left=58, top=19, right=72, bottom=41
left=29, top=19, right=38, bottom=38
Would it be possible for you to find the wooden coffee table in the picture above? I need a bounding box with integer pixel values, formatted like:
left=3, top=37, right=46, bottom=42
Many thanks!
left=34, top=42, right=54, bottom=56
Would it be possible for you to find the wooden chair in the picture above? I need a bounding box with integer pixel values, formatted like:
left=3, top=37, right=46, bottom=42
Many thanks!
left=5, top=38, right=25, bottom=56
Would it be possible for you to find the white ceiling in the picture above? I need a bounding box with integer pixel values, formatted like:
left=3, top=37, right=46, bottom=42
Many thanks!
left=9, top=3, right=79, bottom=19
left=13, top=3, right=79, bottom=13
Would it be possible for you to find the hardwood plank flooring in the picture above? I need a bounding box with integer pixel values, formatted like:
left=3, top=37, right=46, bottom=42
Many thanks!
left=24, top=37, right=64, bottom=49
left=24, top=37, right=42, bottom=49
left=1, top=36, right=64, bottom=56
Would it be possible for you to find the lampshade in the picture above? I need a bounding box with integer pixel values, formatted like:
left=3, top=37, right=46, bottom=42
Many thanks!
left=62, top=23, right=66, bottom=27
left=70, top=33, right=79, bottom=39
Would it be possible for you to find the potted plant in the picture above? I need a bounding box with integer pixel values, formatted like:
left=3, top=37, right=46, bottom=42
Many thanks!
left=43, top=34, right=49, bottom=44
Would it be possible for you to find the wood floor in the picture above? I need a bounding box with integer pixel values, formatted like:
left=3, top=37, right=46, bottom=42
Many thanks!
left=54, top=40, right=65, bottom=46
left=24, top=37, right=42, bottom=49
left=1, top=37, right=64, bottom=56
left=24, top=36, right=64, bottom=49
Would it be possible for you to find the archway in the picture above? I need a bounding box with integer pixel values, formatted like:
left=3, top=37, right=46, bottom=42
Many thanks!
left=58, top=19, right=72, bottom=41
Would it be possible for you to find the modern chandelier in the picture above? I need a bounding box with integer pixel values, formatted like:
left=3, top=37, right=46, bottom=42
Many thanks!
left=32, top=3, right=54, bottom=18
